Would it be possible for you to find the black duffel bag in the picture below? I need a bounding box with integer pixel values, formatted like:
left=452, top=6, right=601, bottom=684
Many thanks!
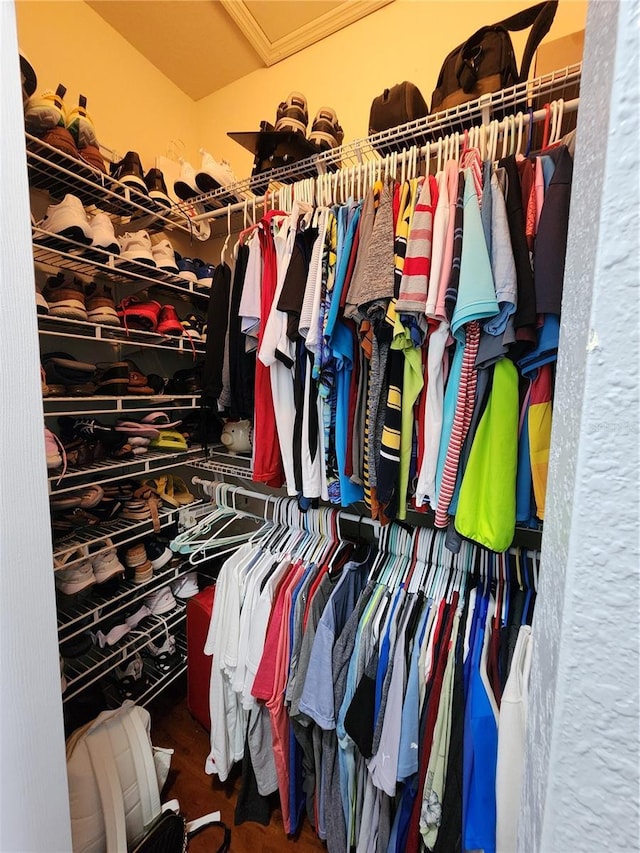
left=430, top=1, right=558, bottom=114
left=368, top=81, right=429, bottom=136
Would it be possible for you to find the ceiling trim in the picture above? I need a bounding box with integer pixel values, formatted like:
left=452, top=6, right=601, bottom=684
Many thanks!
left=220, top=0, right=393, bottom=67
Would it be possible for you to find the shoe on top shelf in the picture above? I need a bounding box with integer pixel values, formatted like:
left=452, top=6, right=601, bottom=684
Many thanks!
left=309, top=106, right=344, bottom=151
left=275, top=91, right=308, bottom=135
left=195, top=149, right=238, bottom=192
left=20, top=53, right=37, bottom=106
left=85, top=282, right=119, bottom=326
left=151, top=239, right=178, bottom=273
left=66, top=94, right=106, bottom=173
left=110, top=151, right=148, bottom=193
left=24, top=83, right=67, bottom=136
left=118, top=230, right=156, bottom=265
left=38, top=194, right=93, bottom=245
left=89, top=211, right=119, bottom=254
left=173, top=158, right=199, bottom=201
left=144, top=168, right=172, bottom=208
left=43, top=273, right=87, bottom=321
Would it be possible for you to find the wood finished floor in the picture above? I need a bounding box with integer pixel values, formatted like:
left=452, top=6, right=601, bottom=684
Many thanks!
left=150, top=679, right=324, bottom=852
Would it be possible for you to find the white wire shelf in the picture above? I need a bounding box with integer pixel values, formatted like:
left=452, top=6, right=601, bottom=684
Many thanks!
left=52, top=504, right=193, bottom=568
left=57, top=558, right=192, bottom=639
left=61, top=603, right=187, bottom=702
left=48, top=445, right=205, bottom=494
left=43, top=394, right=200, bottom=417
left=38, top=314, right=207, bottom=353
left=32, top=227, right=211, bottom=301
left=188, top=63, right=582, bottom=233
left=26, top=133, right=205, bottom=239
left=191, top=449, right=254, bottom=481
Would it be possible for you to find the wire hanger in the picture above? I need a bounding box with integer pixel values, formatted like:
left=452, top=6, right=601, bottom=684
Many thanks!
left=220, top=204, right=231, bottom=265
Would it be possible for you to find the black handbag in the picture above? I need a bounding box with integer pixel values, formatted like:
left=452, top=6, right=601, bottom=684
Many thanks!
left=430, top=1, right=558, bottom=114
left=368, top=81, right=429, bottom=136
left=131, top=809, right=231, bottom=853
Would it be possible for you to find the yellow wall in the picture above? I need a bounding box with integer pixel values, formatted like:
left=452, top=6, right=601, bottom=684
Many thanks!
left=15, top=0, right=199, bottom=169
left=16, top=0, right=587, bottom=186
left=196, top=0, right=588, bottom=177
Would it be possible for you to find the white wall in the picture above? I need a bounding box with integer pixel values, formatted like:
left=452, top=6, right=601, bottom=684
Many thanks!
left=0, top=4, right=73, bottom=850
left=520, top=1, right=640, bottom=850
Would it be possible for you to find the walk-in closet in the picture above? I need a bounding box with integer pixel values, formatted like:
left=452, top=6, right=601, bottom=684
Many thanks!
left=1, top=1, right=638, bottom=852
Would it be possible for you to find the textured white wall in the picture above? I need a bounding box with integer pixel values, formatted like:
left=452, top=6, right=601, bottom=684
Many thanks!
left=0, top=4, right=73, bottom=851
left=520, top=1, right=640, bottom=851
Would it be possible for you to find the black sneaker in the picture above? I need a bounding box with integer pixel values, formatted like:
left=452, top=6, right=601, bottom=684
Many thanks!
left=309, top=107, right=344, bottom=151
left=145, top=535, right=173, bottom=570
left=110, top=150, right=148, bottom=194
left=144, top=168, right=172, bottom=208
left=274, top=91, right=308, bottom=136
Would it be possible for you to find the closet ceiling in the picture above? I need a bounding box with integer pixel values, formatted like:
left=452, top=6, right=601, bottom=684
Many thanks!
left=86, top=0, right=393, bottom=101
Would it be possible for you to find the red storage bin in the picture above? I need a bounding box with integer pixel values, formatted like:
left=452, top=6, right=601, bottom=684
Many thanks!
left=186, top=585, right=215, bottom=731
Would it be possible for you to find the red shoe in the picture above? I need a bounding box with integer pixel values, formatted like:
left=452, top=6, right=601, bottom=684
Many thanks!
left=156, top=305, right=184, bottom=337
left=117, top=296, right=161, bottom=332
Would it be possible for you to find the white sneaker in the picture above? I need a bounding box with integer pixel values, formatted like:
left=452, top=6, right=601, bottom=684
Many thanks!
left=118, top=230, right=156, bottom=266
left=144, top=585, right=177, bottom=615
left=55, top=559, right=96, bottom=594
left=171, top=570, right=199, bottom=599
left=151, top=239, right=178, bottom=273
left=195, top=149, right=237, bottom=192
left=39, top=194, right=93, bottom=245
left=173, top=158, right=199, bottom=201
left=90, top=211, right=119, bottom=254
left=91, top=539, right=125, bottom=583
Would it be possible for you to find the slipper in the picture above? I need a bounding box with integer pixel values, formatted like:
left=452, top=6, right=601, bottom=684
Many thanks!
left=141, top=411, right=183, bottom=429
left=50, top=494, right=82, bottom=512
left=149, top=429, right=188, bottom=452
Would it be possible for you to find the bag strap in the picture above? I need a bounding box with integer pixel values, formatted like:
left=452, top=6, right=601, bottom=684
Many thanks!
left=163, top=801, right=230, bottom=853
left=121, top=708, right=162, bottom=830
left=457, top=1, right=558, bottom=92
left=85, top=727, right=128, bottom=853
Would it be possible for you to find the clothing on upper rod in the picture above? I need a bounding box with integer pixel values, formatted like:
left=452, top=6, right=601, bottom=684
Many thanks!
left=202, top=101, right=575, bottom=552
left=199, top=502, right=538, bottom=853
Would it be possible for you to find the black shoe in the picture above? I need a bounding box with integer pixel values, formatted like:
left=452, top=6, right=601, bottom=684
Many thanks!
left=144, top=168, right=172, bottom=208
left=309, top=107, right=344, bottom=151
left=145, top=535, right=173, bottom=570
left=110, top=150, right=148, bottom=194
left=274, top=91, right=308, bottom=135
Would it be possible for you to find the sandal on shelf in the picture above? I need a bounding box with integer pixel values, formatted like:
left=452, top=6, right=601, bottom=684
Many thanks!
left=144, top=634, right=182, bottom=674
left=170, top=475, right=195, bottom=506
left=142, top=475, right=178, bottom=508
left=115, top=420, right=161, bottom=438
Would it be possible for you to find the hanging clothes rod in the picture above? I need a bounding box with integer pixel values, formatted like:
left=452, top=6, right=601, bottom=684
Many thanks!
left=191, top=96, right=579, bottom=224
left=191, top=477, right=381, bottom=537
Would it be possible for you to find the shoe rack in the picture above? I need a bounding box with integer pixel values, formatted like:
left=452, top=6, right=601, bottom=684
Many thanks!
left=27, top=131, right=214, bottom=725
